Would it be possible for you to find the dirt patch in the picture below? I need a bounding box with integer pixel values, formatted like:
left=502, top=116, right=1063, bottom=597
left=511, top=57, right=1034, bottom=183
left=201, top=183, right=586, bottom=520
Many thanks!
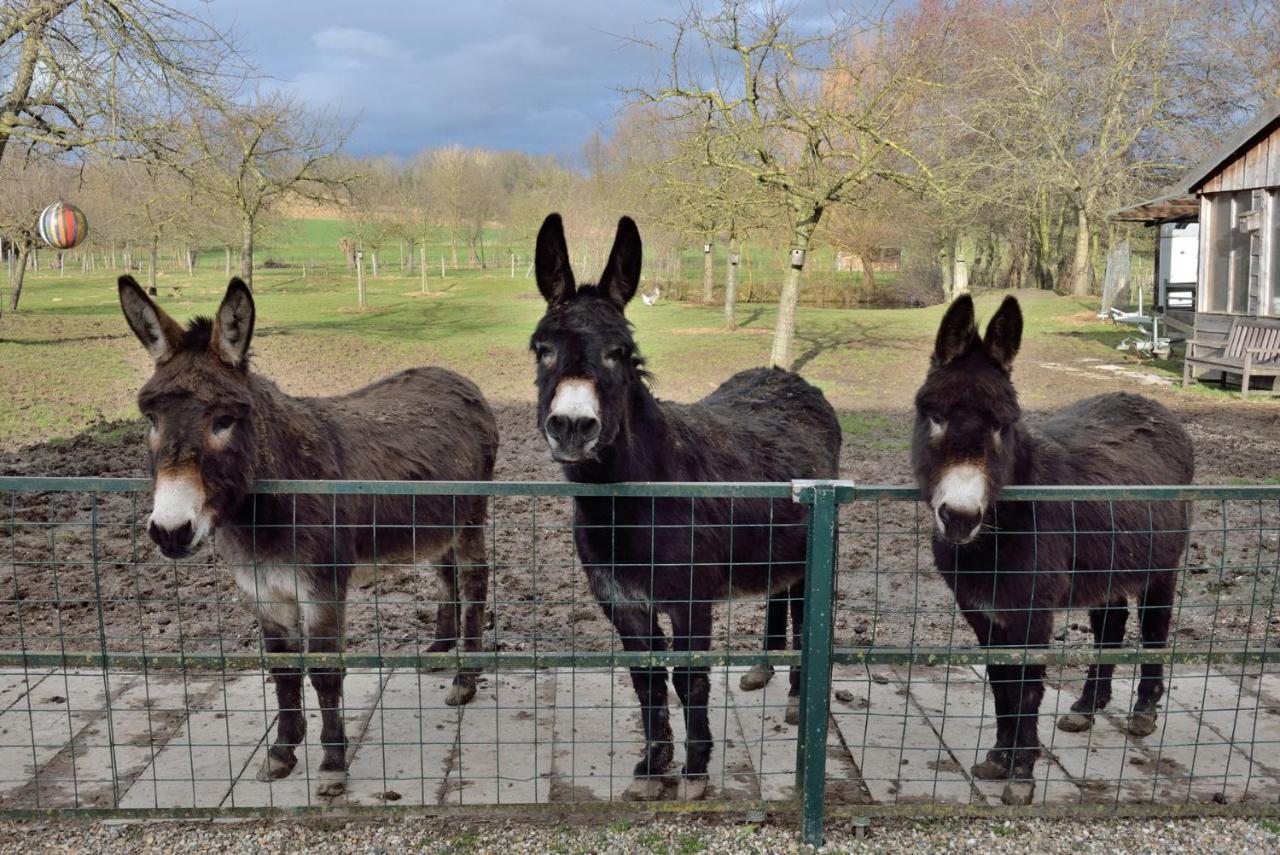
left=1, top=401, right=1276, bottom=666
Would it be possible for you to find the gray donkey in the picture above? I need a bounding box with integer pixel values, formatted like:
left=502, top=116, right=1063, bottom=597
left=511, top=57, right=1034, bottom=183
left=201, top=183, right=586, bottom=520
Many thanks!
left=119, top=276, right=498, bottom=797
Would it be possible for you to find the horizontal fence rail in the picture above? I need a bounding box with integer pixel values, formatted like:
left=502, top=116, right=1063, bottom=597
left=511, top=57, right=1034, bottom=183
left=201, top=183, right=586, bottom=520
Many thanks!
left=0, top=476, right=1278, bottom=845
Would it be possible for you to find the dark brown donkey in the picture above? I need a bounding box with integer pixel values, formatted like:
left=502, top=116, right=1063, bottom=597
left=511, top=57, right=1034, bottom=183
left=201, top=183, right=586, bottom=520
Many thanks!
left=118, top=276, right=498, bottom=797
left=912, top=295, right=1192, bottom=805
left=530, top=215, right=841, bottom=800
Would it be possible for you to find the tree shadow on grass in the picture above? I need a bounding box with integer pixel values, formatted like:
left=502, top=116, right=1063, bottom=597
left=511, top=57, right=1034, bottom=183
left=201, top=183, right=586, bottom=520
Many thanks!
left=792, top=321, right=914, bottom=372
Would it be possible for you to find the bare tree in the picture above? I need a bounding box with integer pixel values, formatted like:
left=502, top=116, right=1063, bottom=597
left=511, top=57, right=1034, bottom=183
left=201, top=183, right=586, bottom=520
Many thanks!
left=0, top=152, right=71, bottom=315
left=151, top=91, right=353, bottom=285
left=639, top=2, right=936, bottom=368
left=0, top=0, right=245, bottom=169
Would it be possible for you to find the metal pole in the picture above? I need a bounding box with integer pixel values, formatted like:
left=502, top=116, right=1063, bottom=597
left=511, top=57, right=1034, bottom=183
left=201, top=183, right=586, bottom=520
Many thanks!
left=795, top=481, right=838, bottom=847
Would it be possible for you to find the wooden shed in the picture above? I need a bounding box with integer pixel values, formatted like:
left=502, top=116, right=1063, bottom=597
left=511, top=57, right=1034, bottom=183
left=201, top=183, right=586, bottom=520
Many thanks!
left=1186, top=99, right=1280, bottom=331
left=1115, top=99, right=1280, bottom=392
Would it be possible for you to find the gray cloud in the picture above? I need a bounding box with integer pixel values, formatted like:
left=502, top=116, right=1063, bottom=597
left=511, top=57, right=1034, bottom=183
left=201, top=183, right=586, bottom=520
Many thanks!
left=198, top=0, right=852, bottom=157
left=202, top=0, right=677, bottom=156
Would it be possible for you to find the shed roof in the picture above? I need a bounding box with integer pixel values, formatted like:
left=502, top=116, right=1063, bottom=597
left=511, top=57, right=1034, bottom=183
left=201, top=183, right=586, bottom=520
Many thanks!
left=1180, top=98, right=1280, bottom=193
left=1111, top=99, right=1280, bottom=224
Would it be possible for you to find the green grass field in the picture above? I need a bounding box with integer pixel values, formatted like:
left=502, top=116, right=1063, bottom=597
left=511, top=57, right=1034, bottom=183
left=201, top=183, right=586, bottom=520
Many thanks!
left=0, top=217, right=1246, bottom=451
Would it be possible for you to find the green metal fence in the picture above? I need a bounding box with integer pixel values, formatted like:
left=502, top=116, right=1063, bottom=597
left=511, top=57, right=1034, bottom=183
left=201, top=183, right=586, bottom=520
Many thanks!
left=1, top=476, right=1278, bottom=845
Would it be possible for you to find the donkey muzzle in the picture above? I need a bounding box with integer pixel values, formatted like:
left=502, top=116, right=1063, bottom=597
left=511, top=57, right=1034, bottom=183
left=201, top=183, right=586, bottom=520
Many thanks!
left=544, top=413, right=601, bottom=462
left=149, top=519, right=197, bottom=559
left=936, top=503, right=983, bottom=546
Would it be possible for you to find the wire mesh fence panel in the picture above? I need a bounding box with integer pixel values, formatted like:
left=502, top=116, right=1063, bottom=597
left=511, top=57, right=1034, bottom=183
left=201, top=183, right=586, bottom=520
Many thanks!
left=1, top=477, right=1279, bottom=844
left=831, top=485, right=1280, bottom=815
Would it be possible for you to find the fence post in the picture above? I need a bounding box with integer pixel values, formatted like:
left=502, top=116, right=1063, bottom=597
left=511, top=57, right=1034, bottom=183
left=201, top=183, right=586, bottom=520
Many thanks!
left=794, top=480, right=838, bottom=847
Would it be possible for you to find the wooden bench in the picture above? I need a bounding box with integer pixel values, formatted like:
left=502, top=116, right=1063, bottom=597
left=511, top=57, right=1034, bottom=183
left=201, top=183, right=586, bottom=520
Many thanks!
left=1183, top=317, right=1280, bottom=399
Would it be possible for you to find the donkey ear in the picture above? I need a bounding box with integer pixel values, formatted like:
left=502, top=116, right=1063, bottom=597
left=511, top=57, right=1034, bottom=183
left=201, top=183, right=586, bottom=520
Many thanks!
left=535, top=213, right=576, bottom=306
left=118, top=275, right=183, bottom=364
left=932, top=294, right=979, bottom=367
left=599, top=216, right=642, bottom=310
left=983, top=295, right=1022, bottom=372
left=211, top=278, right=255, bottom=369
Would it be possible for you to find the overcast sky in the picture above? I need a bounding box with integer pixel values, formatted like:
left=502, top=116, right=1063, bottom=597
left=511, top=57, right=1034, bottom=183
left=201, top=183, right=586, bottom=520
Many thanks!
left=198, top=0, right=691, bottom=159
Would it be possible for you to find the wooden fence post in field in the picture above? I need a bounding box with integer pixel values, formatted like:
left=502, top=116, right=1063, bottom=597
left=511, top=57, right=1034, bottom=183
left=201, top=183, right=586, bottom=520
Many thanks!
left=421, top=244, right=427, bottom=293
left=440, top=254, right=446, bottom=279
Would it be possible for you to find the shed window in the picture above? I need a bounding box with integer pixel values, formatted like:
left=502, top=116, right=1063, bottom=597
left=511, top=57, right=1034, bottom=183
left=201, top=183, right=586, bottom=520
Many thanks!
left=1204, top=190, right=1255, bottom=314
left=1270, top=189, right=1280, bottom=315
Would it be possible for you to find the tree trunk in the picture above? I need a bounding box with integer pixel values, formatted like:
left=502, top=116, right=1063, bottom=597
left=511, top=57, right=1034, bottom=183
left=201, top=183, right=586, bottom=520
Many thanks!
left=724, top=244, right=738, bottom=330
left=356, top=253, right=367, bottom=309
left=6, top=245, right=31, bottom=314
left=702, top=241, right=714, bottom=303
left=406, top=239, right=415, bottom=273
left=186, top=247, right=196, bottom=275
left=371, top=249, right=379, bottom=277
left=148, top=236, right=159, bottom=295
left=770, top=214, right=819, bottom=370
left=450, top=233, right=459, bottom=268
left=940, top=235, right=955, bottom=301
left=858, top=253, right=876, bottom=301
left=240, top=215, right=254, bottom=286
left=952, top=233, right=973, bottom=300
left=1071, top=205, right=1092, bottom=296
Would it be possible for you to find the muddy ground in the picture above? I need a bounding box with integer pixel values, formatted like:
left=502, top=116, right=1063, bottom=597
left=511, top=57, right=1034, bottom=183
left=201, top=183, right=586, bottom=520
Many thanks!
left=1, top=400, right=1277, bottom=663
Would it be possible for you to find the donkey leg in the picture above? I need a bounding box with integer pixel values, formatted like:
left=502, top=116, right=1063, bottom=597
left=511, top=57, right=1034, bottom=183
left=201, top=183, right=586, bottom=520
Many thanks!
left=670, top=601, right=713, bottom=800
left=962, top=611, right=1016, bottom=780
left=425, top=553, right=460, bottom=657
left=255, top=608, right=306, bottom=783
left=447, top=527, right=490, bottom=707
left=1059, top=598, right=1127, bottom=733
left=1129, top=576, right=1174, bottom=737
left=615, top=605, right=673, bottom=801
left=739, top=592, right=787, bottom=692
left=303, top=586, right=348, bottom=797
left=785, top=581, right=805, bottom=726
left=998, top=612, right=1051, bottom=806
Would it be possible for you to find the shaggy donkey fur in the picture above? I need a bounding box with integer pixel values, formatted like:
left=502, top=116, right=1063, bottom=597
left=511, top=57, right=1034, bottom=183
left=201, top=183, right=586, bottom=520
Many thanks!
left=911, top=295, right=1193, bottom=805
left=529, top=214, right=841, bottom=799
left=119, top=276, right=498, bottom=797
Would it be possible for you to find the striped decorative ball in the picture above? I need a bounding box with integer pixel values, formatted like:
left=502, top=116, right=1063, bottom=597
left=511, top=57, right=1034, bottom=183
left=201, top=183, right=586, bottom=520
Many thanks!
left=37, top=201, right=88, bottom=250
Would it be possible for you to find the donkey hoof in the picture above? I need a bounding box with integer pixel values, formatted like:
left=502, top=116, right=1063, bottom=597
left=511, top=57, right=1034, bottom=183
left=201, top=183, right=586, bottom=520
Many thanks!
left=315, top=770, right=347, bottom=798
left=739, top=664, right=775, bottom=692
left=445, top=678, right=477, bottom=707
left=1057, top=712, right=1094, bottom=733
left=1001, top=780, right=1035, bottom=805
left=678, top=777, right=709, bottom=801
left=1126, top=711, right=1158, bottom=737
left=784, top=696, right=800, bottom=726
left=971, top=759, right=1011, bottom=781
left=623, top=777, right=665, bottom=801
left=256, top=751, right=297, bottom=782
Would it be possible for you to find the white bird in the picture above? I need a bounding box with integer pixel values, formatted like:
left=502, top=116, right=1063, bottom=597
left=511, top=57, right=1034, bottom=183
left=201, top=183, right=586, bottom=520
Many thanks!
left=641, top=286, right=661, bottom=306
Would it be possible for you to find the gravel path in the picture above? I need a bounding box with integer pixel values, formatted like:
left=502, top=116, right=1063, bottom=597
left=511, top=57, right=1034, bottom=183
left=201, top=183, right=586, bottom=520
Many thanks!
left=1, top=816, right=1278, bottom=854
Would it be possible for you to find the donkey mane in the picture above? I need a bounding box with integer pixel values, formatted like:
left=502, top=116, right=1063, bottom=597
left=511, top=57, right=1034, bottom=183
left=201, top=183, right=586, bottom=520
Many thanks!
left=181, top=317, right=216, bottom=351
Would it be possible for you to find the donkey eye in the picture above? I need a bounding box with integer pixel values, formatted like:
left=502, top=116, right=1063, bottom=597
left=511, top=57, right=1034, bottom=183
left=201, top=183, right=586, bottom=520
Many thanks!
left=927, top=415, right=946, bottom=437
left=144, top=412, right=158, bottom=429
left=212, top=415, right=236, bottom=434
left=603, top=347, right=626, bottom=368
left=534, top=343, right=556, bottom=366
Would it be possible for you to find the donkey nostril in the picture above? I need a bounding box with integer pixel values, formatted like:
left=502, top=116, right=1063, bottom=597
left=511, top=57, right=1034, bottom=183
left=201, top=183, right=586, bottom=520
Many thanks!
left=577, top=417, right=601, bottom=442
left=937, top=504, right=953, bottom=526
left=173, top=521, right=194, bottom=545
left=545, top=414, right=570, bottom=439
